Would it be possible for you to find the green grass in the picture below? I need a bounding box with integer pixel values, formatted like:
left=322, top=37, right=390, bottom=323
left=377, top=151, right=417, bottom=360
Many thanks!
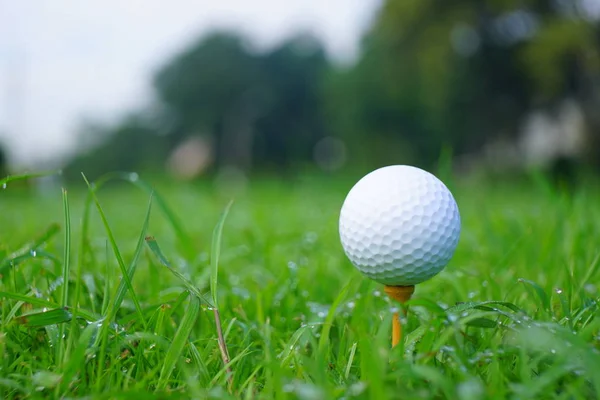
left=1, top=171, right=600, bottom=399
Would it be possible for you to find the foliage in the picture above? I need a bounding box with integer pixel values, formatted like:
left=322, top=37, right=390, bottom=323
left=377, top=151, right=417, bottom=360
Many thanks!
left=61, top=0, right=600, bottom=177
left=327, top=0, right=600, bottom=166
left=1, top=172, right=600, bottom=398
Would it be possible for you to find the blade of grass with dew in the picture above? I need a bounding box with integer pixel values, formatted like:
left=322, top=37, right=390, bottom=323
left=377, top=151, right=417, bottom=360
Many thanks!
left=104, top=193, right=153, bottom=323
left=83, top=171, right=194, bottom=257
left=145, top=236, right=213, bottom=306
left=210, top=200, right=233, bottom=308
left=519, top=278, right=551, bottom=314
left=188, top=339, right=210, bottom=386
left=0, top=223, right=61, bottom=273
left=0, top=170, right=58, bottom=187
left=125, top=174, right=194, bottom=256
left=318, top=277, right=354, bottom=355
left=16, top=308, right=72, bottom=328
left=81, top=173, right=147, bottom=329
left=0, top=292, right=98, bottom=321
left=157, top=293, right=200, bottom=390
left=58, top=188, right=71, bottom=363
left=57, top=321, right=99, bottom=396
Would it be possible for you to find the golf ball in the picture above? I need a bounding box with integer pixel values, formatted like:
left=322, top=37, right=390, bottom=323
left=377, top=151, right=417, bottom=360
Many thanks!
left=339, top=165, right=461, bottom=286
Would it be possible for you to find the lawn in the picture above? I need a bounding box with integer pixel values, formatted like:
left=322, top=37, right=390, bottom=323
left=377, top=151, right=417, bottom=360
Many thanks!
left=1, top=170, right=599, bottom=399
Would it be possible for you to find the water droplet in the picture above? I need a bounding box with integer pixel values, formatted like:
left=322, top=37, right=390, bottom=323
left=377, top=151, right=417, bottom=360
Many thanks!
left=347, top=301, right=355, bottom=309
left=555, top=288, right=563, bottom=294
left=584, top=284, right=597, bottom=294
left=373, top=290, right=381, bottom=297
left=287, top=261, right=297, bottom=270
left=447, top=313, right=459, bottom=323
left=303, top=232, right=318, bottom=244
left=468, top=291, right=477, bottom=299
left=30, top=250, right=37, bottom=257
left=1, top=183, right=6, bottom=189
left=128, top=172, right=139, bottom=182
left=317, top=311, right=326, bottom=318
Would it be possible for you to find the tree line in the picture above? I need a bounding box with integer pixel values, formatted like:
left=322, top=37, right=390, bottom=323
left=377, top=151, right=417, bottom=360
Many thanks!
left=62, top=0, right=600, bottom=181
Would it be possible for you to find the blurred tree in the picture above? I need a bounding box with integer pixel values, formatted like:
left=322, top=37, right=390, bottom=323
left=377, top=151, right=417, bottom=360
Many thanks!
left=329, top=0, right=600, bottom=168
left=153, top=32, right=261, bottom=170
left=63, top=115, right=169, bottom=181
left=0, top=142, right=7, bottom=178
left=154, top=31, right=330, bottom=172
left=253, top=33, right=329, bottom=169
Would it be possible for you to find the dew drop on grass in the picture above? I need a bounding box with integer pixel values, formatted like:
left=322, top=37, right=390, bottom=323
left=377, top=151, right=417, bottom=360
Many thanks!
left=317, top=311, right=326, bottom=318
left=287, top=261, right=298, bottom=270
left=468, top=291, right=477, bottom=299
left=128, top=172, right=139, bottom=182
left=346, top=301, right=355, bottom=309
left=30, top=250, right=37, bottom=257
left=348, top=382, right=367, bottom=396
left=303, top=232, right=318, bottom=245
left=373, top=290, right=381, bottom=297
left=584, top=284, right=597, bottom=294
left=458, top=378, right=484, bottom=400
left=447, top=313, right=459, bottom=323
left=1, top=183, right=6, bottom=189
left=555, top=288, right=563, bottom=294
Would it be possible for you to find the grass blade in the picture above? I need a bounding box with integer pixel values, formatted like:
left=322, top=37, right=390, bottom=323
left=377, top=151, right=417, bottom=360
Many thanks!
left=0, top=223, right=61, bottom=274
left=59, top=321, right=98, bottom=394
left=16, top=308, right=72, bottom=327
left=0, top=170, right=58, bottom=187
left=210, top=200, right=233, bottom=308
left=58, top=188, right=71, bottom=363
left=157, top=293, right=200, bottom=390
left=105, top=193, right=154, bottom=323
left=318, top=278, right=354, bottom=355
left=519, top=278, right=550, bottom=313
left=81, top=173, right=147, bottom=328
left=145, top=236, right=213, bottom=306
left=61, top=188, right=71, bottom=307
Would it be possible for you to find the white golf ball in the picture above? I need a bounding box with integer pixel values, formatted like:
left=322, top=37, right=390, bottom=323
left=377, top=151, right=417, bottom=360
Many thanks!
left=339, top=165, right=461, bottom=286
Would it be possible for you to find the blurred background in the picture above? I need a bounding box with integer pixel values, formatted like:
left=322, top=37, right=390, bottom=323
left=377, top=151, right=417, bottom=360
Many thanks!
left=1, top=0, right=600, bottom=184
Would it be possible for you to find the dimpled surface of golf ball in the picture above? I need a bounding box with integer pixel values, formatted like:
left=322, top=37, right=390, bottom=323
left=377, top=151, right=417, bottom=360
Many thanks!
left=339, top=165, right=461, bottom=286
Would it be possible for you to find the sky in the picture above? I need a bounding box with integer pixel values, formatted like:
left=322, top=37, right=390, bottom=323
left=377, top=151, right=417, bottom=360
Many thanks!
left=0, top=0, right=380, bottom=168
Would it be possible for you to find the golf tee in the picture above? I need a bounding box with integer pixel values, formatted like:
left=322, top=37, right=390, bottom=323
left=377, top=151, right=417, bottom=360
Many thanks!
left=384, top=285, right=415, bottom=347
